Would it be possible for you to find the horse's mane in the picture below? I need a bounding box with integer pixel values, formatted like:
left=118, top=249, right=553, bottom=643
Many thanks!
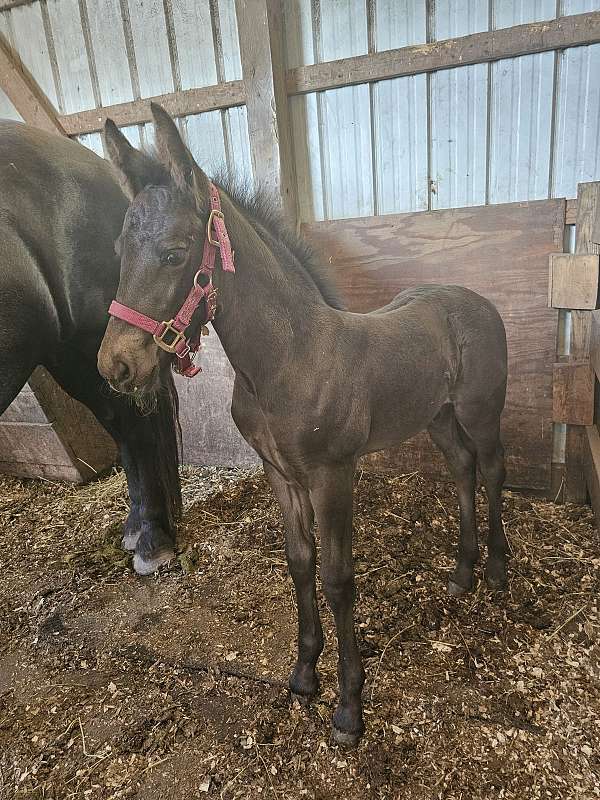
left=214, top=171, right=344, bottom=310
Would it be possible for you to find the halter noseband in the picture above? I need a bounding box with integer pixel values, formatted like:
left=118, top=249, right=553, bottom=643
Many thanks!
left=108, top=182, right=235, bottom=378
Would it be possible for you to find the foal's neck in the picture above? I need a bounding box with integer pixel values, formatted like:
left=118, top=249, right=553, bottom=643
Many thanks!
left=211, top=194, right=334, bottom=383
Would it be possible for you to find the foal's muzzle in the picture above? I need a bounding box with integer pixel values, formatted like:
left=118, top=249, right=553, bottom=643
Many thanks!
left=98, top=319, right=160, bottom=394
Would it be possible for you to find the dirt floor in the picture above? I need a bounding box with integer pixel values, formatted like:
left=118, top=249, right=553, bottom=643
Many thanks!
left=0, top=466, right=599, bottom=800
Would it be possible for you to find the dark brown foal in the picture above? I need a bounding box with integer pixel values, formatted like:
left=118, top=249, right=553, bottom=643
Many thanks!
left=97, top=104, right=508, bottom=745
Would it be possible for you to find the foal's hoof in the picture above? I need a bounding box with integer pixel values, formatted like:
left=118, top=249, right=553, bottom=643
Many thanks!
left=485, top=568, right=507, bottom=591
left=289, top=667, right=319, bottom=703
left=122, top=530, right=141, bottom=552
left=447, top=578, right=471, bottom=597
left=133, top=548, right=176, bottom=576
left=290, top=691, right=313, bottom=707
left=331, top=725, right=362, bottom=748
left=485, top=555, right=507, bottom=590
left=331, top=706, right=364, bottom=747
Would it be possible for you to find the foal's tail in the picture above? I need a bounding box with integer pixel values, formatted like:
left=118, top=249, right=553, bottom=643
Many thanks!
left=155, top=371, right=183, bottom=535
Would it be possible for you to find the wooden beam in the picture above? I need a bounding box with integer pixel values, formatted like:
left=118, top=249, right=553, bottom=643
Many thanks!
left=0, top=368, right=118, bottom=483
left=584, top=425, right=600, bottom=522
left=0, top=0, right=36, bottom=11
left=590, top=310, right=600, bottom=382
left=287, top=12, right=600, bottom=95
left=61, top=80, right=246, bottom=136
left=28, top=368, right=117, bottom=481
left=235, top=0, right=298, bottom=224
left=565, top=182, right=600, bottom=503
left=566, top=198, right=578, bottom=226
left=548, top=253, right=600, bottom=309
left=0, top=32, right=64, bottom=134
left=552, top=360, right=594, bottom=426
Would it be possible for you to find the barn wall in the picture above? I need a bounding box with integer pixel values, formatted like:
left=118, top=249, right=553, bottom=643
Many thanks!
left=284, top=0, right=600, bottom=220
left=0, top=0, right=252, bottom=182
left=0, top=1, right=597, bottom=213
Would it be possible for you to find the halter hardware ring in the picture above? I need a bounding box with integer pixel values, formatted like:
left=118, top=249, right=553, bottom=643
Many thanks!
left=207, top=208, right=225, bottom=246
left=153, top=319, right=186, bottom=354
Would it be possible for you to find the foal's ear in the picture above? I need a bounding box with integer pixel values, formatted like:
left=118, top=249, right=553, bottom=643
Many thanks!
left=103, top=119, right=165, bottom=199
left=150, top=102, right=210, bottom=206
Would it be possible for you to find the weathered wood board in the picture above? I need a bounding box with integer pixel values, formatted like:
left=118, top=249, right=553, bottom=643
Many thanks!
left=0, top=368, right=117, bottom=482
left=174, top=335, right=259, bottom=469
left=303, top=199, right=565, bottom=490
left=570, top=183, right=600, bottom=503
left=548, top=253, right=599, bottom=310
left=552, top=359, right=594, bottom=426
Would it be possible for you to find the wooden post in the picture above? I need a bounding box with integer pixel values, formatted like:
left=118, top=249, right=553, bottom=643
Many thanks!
left=565, top=182, right=600, bottom=502
left=235, top=0, right=298, bottom=225
left=0, top=32, right=64, bottom=134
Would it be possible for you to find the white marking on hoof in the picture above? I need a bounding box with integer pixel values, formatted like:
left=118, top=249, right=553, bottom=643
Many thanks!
left=331, top=725, right=361, bottom=748
left=290, top=691, right=313, bottom=707
left=133, top=549, right=175, bottom=576
left=122, top=531, right=141, bottom=552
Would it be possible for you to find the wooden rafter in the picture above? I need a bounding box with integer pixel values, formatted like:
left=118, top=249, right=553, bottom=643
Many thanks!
left=0, top=32, right=64, bottom=134
left=287, top=12, right=600, bottom=95
left=0, top=0, right=35, bottom=11
left=61, top=80, right=246, bottom=136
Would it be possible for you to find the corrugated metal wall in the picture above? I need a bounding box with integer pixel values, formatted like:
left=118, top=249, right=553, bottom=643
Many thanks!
left=0, top=1, right=598, bottom=222
left=285, top=0, right=600, bottom=221
left=0, top=0, right=252, bottom=182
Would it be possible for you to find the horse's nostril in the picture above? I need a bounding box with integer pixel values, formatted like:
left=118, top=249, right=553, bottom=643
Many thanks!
left=115, top=360, right=131, bottom=382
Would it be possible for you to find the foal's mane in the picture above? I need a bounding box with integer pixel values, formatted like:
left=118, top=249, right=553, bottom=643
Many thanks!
left=214, top=171, right=344, bottom=310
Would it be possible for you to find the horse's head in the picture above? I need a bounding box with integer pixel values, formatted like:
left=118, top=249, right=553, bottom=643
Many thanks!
left=98, top=103, right=212, bottom=395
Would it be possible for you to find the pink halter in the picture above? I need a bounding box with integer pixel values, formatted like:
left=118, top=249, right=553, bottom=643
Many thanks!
left=108, top=182, right=235, bottom=378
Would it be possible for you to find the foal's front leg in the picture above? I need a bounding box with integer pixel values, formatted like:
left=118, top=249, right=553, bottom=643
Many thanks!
left=309, top=464, right=365, bottom=746
left=264, top=462, right=324, bottom=698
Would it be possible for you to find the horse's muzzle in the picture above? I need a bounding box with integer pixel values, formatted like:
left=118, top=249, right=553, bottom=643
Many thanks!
left=98, top=319, right=160, bottom=395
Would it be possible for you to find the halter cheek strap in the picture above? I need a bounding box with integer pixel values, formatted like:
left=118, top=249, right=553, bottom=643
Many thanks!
left=108, top=182, right=235, bottom=378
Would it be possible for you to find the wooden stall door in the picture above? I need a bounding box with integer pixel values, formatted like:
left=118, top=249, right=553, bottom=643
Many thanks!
left=174, top=335, right=259, bottom=468
left=304, top=199, right=565, bottom=491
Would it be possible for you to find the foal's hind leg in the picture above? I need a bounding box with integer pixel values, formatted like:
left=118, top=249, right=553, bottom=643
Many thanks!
left=309, top=463, right=365, bottom=746
left=454, top=406, right=507, bottom=589
left=428, top=404, right=479, bottom=595
left=263, top=461, right=323, bottom=699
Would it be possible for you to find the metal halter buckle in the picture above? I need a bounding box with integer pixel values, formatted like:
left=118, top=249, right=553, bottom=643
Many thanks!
left=207, top=208, right=225, bottom=246
left=153, top=320, right=186, bottom=354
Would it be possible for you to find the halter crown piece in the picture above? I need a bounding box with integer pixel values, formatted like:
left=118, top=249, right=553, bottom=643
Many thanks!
left=108, top=183, right=235, bottom=378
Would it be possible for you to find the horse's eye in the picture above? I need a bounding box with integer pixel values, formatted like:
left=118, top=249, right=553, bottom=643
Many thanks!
left=162, top=249, right=186, bottom=267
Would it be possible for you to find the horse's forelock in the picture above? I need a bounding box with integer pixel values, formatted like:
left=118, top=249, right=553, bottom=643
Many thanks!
left=124, top=184, right=192, bottom=235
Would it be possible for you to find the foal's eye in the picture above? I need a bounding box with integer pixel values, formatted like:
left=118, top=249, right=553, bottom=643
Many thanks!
left=162, top=249, right=187, bottom=267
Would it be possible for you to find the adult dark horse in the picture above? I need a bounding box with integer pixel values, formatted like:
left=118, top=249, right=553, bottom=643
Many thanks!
left=0, top=120, right=180, bottom=575
left=98, top=105, right=508, bottom=745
